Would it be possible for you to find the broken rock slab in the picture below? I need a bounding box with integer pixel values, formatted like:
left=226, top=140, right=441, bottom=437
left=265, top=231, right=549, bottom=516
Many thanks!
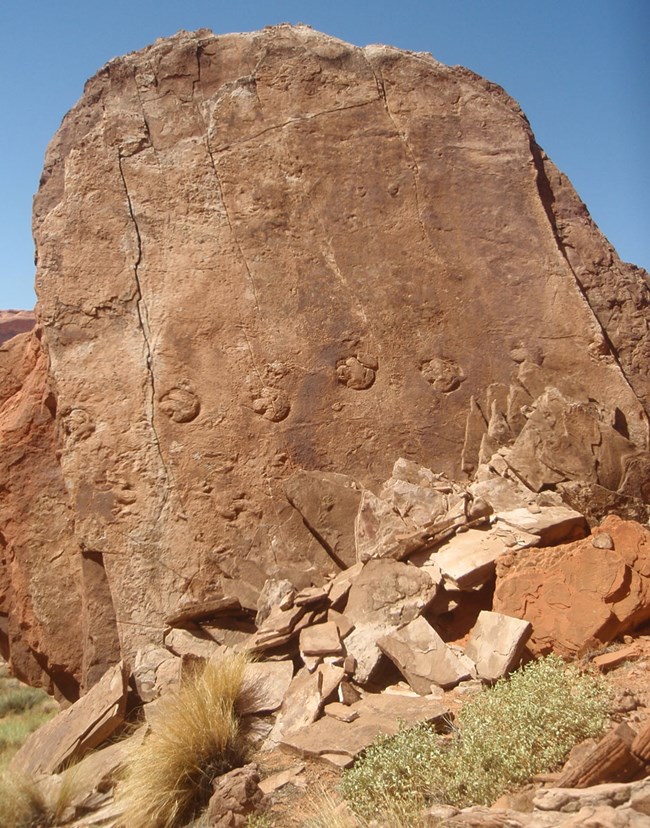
left=132, top=645, right=181, bottom=702
left=38, top=726, right=147, bottom=818
left=430, top=525, right=538, bottom=591
left=343, top=559, right=441, bottom=683
left=265, top=663, right=344, bottom=747
left=255, top=579, right=295, bottom=627
left=164, top=627, right=226, bottom=660
left=299, top=620, right=344, bottom=657
left=236, top=660, right=294, bottom=716
left=378, top=616, right=474, bottom=693
left=464, top=610, right=531, bottom=681
left=505, top=388, right=639, bottom=494
left=355, top=488, right=414, bottom=562
left=496, top=505, right=588, bottom=546
left=11, top=663, right=128, bottom=776
left=280, top=692, right=450, bottom=767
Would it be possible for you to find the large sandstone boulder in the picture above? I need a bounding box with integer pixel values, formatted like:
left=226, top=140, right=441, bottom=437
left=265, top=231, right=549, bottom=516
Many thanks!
left=493, top=516, right=650, bottom=656
left=1, top=25, right=649, bottom=696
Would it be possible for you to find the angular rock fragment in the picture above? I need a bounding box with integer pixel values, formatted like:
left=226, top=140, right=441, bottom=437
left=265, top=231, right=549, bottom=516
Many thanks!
left=265, top=663, right=343, bottom=746
left=343, top=559, right=440, bottom=682
left=328, top=563, right=364, bottom=608
left=247, top=603, right=308, bottom=653
left=11, top=663, right=128, bottom=776
left=505, top=388, right=640, bottom=494
left=324, top=701, right=360, bottom=722
left=355, top=489, right=414, bottom=562
left=344, top=559, right=440, bottom=626
left=164, top=595, right=242, bottom=627
left=132, top=645, right=180, bottom=702
left=299, top=621, right=344, bottom=657
left=265, top=667, right=323, bottom=747
left=431, top=526, right=537, bottom=590
left=255, top=579, right=295, bottom=627
left=206, top=764, right=263, bottom=827
left=378, top=616, right=474, bottom=692
left=258, top=763, right=306, bottom=795
left=327, top=609, right=355, bottom=640
left=280, top=692, right=450, bottom=767
left=164, top=627, right=225, bottom=660
left=469, top=466, right=538, bottom=513
left=237, top=660, right=294, bottom=715
left=496, top=505, right=588, bottom=546
left=380, top=477, right=452, bottom=529
left=464, top=610, right=531, bottom=681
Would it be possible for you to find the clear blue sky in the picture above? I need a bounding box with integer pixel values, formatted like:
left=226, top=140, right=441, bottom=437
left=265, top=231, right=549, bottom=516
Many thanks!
left=1, top=1, right=648, bottom=309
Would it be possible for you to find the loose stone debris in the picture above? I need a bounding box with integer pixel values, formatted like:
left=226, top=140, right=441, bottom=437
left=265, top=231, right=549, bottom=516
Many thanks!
left=8, top=446, right=650, bottom=825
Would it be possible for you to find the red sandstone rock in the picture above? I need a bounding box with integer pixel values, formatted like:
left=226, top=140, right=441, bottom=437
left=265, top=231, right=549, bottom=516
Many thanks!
left=1, top=25, right=650, bottom=694
left=493, top=516, right=650, bottom=655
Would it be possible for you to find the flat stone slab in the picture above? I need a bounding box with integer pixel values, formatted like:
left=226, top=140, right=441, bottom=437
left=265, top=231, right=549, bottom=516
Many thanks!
left=266, top=663, right=343, bottom=747
left=299, top=620, right=343, bottom=656
left=237, top=660, right=294, bottom=715
left=378, top=616, right=474, bottom=692
left=280, top=692, right=450, bottom=766
left=432, top=526, right=537, bottom=590
left=164, top=595, right=242, bottom=626
left=11, top=663, right=128, bottom=776
left=496, top=505, right=588, bottom=546
left=464, top=610, right=531, bottom=681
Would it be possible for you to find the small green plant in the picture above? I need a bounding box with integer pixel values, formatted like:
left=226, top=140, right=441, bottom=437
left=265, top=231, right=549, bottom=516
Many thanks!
left=116, top=652, right=249, bottom=828
left=247, top=813, right=275, bottom=827
left=0, top=686, right=49, bottom=718
left=340, top=722, right=442, bottom=824
left=341, top=655, right=609, bottom=822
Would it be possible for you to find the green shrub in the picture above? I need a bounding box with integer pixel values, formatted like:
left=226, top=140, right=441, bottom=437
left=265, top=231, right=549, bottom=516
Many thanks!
left=341, top=655, right=609, bottom=822
left=0, top=686, right=49, bottom=718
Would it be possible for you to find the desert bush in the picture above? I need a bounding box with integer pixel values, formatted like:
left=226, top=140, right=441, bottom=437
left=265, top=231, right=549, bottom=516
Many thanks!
left=341, top=655, right=609, bottom=822
left=0, top=686, right=49, bottom=718
left=117, top=652, right=249, bottom=828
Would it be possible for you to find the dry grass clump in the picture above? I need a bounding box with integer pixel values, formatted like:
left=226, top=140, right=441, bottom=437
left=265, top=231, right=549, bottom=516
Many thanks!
left=117, top=652, right=249, bottom=828
left=341, top=655, right=609, bottom=824
left=0, top=772, right=50, bottom=828
left=0, top=767, right=81, bottom=828
left=300, top=786, right=368, bottom=828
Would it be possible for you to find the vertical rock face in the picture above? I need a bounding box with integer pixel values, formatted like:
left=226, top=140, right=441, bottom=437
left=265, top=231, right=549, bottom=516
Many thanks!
left=1, top=26, right=649, bottom=697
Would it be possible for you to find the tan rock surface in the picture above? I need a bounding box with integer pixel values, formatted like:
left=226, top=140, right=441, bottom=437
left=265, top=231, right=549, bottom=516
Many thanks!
left=493, top=516, right=650, bottom=655
left=280, top=691, right=450, bottom=766
left=0, top=310, right=35, bottom=345
left=1, top=25, right=649, bottom=692
left=378, top=615, right=474, bottom=692
left=10, top=662, right=127, bottom=776
left=464, top=610, right=531, bottom=681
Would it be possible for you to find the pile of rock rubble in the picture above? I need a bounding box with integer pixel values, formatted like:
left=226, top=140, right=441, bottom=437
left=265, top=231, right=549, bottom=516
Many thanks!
left=7, top=453, right=650, bottom=825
